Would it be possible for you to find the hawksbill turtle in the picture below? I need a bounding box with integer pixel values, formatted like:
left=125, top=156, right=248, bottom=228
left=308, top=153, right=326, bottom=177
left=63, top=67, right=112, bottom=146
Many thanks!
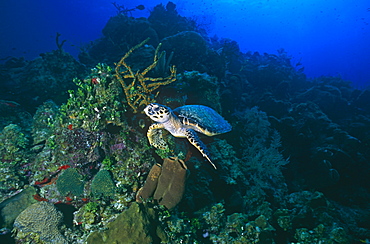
left=144, top=103, right=232, bottom=169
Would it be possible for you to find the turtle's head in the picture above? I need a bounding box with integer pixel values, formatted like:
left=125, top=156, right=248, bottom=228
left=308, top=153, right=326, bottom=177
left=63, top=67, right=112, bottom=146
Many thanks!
left=144, top=103, right=171, bottom=123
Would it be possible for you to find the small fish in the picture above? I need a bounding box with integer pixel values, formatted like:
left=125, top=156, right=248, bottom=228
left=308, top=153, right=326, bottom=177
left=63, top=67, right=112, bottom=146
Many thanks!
left=360, top=239, right=370, bottom=244
left=298, top=67, right=305, bottom=72
left=0, top=100, right=20, bottom=107
left=58, top=165, right=71, bottom=170
left=136, top=4, right=145, bottom=10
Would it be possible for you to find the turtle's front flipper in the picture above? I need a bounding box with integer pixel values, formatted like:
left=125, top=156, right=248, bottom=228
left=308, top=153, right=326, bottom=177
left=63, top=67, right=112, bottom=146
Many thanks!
left=184, top=129, right=217, bottom=169
left=147, top=123, right=168, bottom=149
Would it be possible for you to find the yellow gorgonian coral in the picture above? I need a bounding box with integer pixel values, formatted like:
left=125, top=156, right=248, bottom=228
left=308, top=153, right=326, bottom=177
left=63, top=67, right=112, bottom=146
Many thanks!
left=115, top=38, right=176, bottom=113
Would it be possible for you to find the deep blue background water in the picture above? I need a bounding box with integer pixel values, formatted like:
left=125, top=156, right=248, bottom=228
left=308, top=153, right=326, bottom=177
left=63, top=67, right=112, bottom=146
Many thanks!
left=1, top=0, right=369, bottom=88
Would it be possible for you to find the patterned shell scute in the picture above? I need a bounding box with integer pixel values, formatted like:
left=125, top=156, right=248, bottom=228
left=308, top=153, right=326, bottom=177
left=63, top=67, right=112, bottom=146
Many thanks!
left=173, top=105, right=232, bottom=136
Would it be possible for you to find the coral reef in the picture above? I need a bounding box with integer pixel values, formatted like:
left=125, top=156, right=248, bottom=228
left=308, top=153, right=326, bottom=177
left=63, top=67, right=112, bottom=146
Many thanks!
left=13, top=201, right=67, bottom=243
left=0, top=2, right=370, bottom=243
left=174, top=71, right=222, bottom=112
left=202, top=203, right=274, bottom=243
left=60, top=62, right=127, bottom=131
left=148, top=2, right=201, bottom=40
left=32, top=100, right=60, bottom=145
left=0, top=124, right=29, bottom=163
left=236, top=107, right=288, bottom=194
left=0, top=124, right=31, bottom=198
left=80, top=15, right=158, bottom=65
left=0, top=50, right=87, bottom=111
left=0, top=100, right=32, bottom=131
left=160, top=31, right=208, bottom=73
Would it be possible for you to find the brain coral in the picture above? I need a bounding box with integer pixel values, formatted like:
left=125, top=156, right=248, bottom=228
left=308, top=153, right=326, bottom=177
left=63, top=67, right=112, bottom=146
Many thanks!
left=13, top=201, right=67, bottom=244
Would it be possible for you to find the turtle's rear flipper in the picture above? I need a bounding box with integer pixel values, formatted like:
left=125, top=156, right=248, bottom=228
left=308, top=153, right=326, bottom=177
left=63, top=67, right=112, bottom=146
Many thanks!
left=185, top=129, right=217, bottom=169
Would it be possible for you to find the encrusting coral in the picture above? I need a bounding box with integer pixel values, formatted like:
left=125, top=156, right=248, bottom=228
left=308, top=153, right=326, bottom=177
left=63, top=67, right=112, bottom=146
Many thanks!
left=114, top=38, right=177, bottom=113
left=0, top=124, right=30, bottom=197
left=13, top=201, right=67, bottom=244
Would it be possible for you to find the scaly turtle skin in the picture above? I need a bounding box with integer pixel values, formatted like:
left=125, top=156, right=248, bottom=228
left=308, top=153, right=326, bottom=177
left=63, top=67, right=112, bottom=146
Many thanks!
left=144, top=103, right=232, bottom=169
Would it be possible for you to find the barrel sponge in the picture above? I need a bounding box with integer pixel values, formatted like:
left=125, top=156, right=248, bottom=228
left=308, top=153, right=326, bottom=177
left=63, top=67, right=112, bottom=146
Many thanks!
left=136, top=157, right=188, bottom=210
left=136, top=163, right=161, bottom=200
left=153, top=157, right=187, bottom=209
left=13, top=201, right=67, bottom=244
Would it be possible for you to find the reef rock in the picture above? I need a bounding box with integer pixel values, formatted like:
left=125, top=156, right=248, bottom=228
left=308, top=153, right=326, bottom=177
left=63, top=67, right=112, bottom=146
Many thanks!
left=0, top=186, right=38, bottom=229
left=161, top=31, right=208, bottom=72
left=86, top=202, right=167, bottom=243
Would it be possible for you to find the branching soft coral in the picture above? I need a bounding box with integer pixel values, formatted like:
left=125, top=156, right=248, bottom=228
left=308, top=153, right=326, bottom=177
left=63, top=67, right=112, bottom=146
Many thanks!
left=236, top=107, right=288, bottom=192
left=114, top=38, right=176, bottom=113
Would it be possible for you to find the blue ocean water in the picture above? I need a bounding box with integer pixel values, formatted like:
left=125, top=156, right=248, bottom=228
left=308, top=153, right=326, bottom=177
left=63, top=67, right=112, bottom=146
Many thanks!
left=1, top=0, right=369, bottom=87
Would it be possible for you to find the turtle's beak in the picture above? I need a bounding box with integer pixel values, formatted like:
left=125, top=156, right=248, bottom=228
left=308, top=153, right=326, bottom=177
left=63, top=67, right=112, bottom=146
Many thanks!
left=144, top=103, right=155, bottom=116
left=144, top=104, right=151, bottom=116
